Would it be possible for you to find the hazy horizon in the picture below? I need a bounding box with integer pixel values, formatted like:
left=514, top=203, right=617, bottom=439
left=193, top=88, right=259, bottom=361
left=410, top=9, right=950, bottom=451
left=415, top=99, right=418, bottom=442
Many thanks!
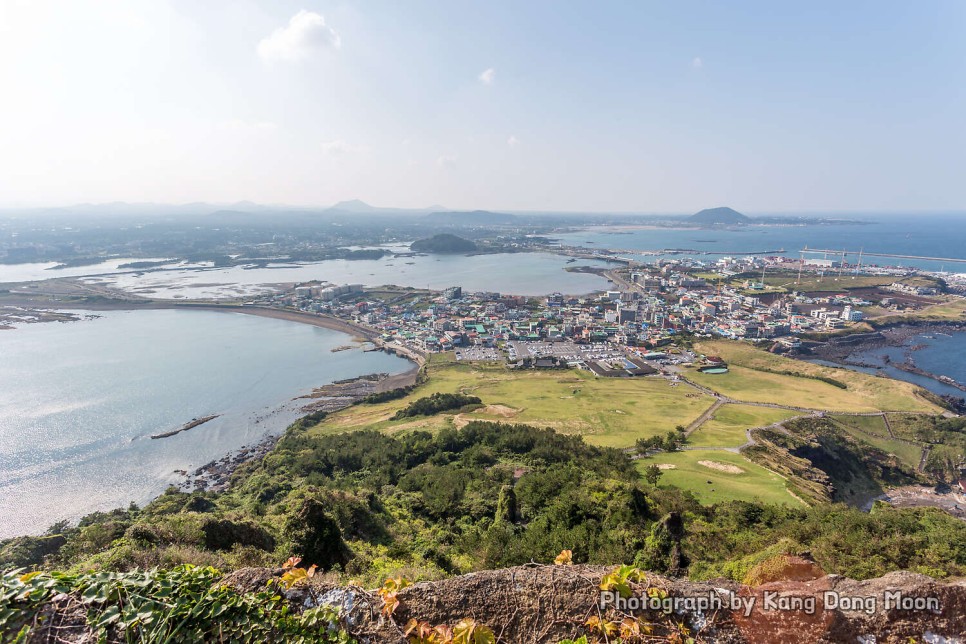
left=2, top=1, right=964, bottom=212
left=3, top=200, right=966, bottom=218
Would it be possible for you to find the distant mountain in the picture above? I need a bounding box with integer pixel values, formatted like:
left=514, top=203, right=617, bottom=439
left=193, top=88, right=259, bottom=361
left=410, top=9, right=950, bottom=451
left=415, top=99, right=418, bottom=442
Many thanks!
left=329, top=199, right=382, bottom=213
left=425, top=210, right=518, bottom=226
left=327, top=200, right=446, bottom=214
left=410, top=233, right=477, bottom=253
left=688, top=207, right=750, bottom=225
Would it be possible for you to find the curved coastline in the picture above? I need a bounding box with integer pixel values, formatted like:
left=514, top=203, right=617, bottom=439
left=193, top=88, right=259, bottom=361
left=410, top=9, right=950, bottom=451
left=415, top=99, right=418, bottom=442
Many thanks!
left=0, top=305, right=421, bottom=537
left=794, top=320, right=966, bottom=410
left=137, top=306, right=425, bottom=504
left=177, top=304, right=427, bottom=368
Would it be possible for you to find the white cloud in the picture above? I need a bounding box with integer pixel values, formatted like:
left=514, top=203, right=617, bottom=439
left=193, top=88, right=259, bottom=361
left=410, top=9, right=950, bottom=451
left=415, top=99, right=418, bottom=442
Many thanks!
left=478, top=67, right=495, bottom=84
left=507, top=135, right=519, bottom=148
left=691, top=56, right=703, bottom=69
left=258, top=11, right=340, bottom=62
left=436, top=155, right=458, bottom=168
left=321, top=140, right=366, bottom=155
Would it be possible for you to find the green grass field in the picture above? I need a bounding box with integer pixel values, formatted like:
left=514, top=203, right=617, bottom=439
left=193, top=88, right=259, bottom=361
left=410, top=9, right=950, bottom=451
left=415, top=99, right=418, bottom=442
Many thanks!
left=830, top=415, right=924, bottom=469
left=638, top=450, right=801, bottom=506
left=867, top=297, right=966, bottom=326
left=306, top=343, right=943, bottom=507
left=688, top=404, right=802, bottom=448
left=690, top=341, right=941, bottom=413
left=751, top=273, right=942, bottom=294
left=311, top=357, right=716, bottom=448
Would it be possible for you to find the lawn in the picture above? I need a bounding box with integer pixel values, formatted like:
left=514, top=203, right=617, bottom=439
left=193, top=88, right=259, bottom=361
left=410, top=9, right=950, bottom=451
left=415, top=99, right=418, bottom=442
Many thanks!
left=689, top=341, right=941, bottom=413
left=688, top=404, right=802, bottom=448
left=867, top=297, right=966, bottom=326
left=756, top=273, right=942, bottom=294
left=311, top=358, right=716, bottom=448
left=830, top=415, right=924, bottom=470
left=637, top=450, right=801, bottom=506
left=760, top=274, right=893, bottom=293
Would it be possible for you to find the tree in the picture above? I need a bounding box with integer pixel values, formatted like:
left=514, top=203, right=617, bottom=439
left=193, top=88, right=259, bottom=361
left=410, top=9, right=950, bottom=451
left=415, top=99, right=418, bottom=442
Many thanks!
left=663, top=431, right=681, bottom=452
left=495, top=485, right=518, bottom=524
left=284, top=498, right=351, bottom=570
left=643, top=464, right=663, bottom=486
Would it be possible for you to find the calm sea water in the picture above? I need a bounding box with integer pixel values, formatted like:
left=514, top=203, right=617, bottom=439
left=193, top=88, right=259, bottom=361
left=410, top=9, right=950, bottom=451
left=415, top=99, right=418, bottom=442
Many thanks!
left=554, top=213, right=966, bottom=272
left=0, top=252, right=612, bottom=299
left=836, top=332, right=966, bottom=399
left=0, top=258, right=175, bottom=283
left=0, top=309, right=412, bottom=537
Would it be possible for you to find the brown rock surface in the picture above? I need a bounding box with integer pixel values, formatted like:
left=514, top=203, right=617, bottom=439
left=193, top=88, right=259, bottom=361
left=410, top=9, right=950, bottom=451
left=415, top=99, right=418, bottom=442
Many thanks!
left=23, top=564, right=966, bottom=643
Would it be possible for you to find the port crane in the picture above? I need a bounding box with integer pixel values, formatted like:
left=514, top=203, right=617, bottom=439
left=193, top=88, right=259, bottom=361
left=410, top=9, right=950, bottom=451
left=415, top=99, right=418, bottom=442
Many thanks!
left=796, top=247, right=966, bottom=284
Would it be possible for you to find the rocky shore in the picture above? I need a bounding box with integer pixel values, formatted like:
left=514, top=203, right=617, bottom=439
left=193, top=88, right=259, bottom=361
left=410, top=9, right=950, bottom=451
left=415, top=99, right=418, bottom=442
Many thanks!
left=150, top=414, right=220, bottom=439
left=183, top=368, right=420, bottom=492
left=183, top=435, right=280, bottom=492
left=796, top=321, right=966, bottom=413
left=297, top=369, right=417, bottom=413
left=0, top=306, right=98, bottom=330
left=805, top=322, right=966, bottom=365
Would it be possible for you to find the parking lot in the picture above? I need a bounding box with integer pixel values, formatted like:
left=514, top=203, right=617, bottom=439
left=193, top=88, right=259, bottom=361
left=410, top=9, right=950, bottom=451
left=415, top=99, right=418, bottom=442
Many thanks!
left=455, top=347, right=502, bottom=361
left=507, top=341, right=626, bottom=364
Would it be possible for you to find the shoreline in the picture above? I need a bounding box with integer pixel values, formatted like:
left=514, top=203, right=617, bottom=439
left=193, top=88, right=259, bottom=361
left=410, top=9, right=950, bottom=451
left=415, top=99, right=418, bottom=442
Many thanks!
left=150, top=414, right=220, bottom=439
left=795, top=321, right=966, bottom=410
left=0, top=300, right=424, bottom=535
left=184, top=366, right=421, bottom=492
left=803, top=320, right=966, bottom=364
left=138, top=304, right=425, bottom=493
left=0, top=296, right=427, bottom=366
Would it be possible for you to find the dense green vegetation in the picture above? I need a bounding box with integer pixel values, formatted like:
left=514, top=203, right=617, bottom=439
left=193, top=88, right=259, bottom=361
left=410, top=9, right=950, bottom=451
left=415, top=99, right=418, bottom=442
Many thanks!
left=634, top=429, right=687, bottom=453
left=390, top=392, right=482, bottom=420
left=4, top=418, right=965, bottom=589
left=0, top=565, right=352, bottom=643
left=360, top=386, right=415, bottom=404
left=744, top=417, right=921, bottom=505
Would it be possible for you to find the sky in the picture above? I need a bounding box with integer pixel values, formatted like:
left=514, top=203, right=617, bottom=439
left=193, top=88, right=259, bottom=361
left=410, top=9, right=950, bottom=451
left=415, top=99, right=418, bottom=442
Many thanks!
left=1, top=1, right=964, bottom=213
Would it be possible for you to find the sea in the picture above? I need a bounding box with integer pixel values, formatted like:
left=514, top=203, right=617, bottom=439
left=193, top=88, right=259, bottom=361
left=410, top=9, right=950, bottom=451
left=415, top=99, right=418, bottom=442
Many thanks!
left=6, top=252, right=613, bottom=299
left=812, top=331, right=966, bottom=400
left=553, top=213, right=966, bottom=273
left=0, top=309, right=412, bottom=537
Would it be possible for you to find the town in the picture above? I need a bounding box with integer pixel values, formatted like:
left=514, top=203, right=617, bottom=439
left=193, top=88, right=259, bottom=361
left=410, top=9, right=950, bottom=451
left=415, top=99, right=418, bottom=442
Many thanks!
left=251, top=251, right=964, bottom=375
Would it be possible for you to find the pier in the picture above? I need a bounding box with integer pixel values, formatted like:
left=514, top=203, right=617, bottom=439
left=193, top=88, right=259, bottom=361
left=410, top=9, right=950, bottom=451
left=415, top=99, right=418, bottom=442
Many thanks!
left=801, top=247, right=966, bottom=265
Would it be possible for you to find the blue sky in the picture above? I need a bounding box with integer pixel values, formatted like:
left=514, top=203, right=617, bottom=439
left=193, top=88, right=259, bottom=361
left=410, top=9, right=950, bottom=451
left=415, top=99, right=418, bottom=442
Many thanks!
left=1, top=1, right=964, bottom=212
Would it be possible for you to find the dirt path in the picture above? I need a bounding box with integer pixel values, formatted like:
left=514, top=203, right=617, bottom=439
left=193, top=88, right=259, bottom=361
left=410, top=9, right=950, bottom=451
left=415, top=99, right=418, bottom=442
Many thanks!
left=684, top=398, right=725, bottom=434
left=883, top=413, right=896, bottom=437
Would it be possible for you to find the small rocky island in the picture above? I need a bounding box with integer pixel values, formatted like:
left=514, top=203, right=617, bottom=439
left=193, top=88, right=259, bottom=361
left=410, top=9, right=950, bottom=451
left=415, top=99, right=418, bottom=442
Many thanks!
left=410, top=233, right=477, bottom=253
left=688, top=206, right=751, bottom=225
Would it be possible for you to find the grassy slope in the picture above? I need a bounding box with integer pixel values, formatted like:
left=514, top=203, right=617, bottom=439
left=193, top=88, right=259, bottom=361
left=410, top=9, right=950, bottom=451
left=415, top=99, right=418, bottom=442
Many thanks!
left=830, top=415, right=923, bottom=470
left=689, top=340, right=941, bottom=413
left=311, top=356, right=716, bottom=448
left=688, top=404, right=801, bottom=448
left=638, top=451, right=801, bottom=506
left=752, top=273, right=941, bottom=294
left=866, top=297, right=966, bottom=325
left=309, top=343, right=941, bottom=506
